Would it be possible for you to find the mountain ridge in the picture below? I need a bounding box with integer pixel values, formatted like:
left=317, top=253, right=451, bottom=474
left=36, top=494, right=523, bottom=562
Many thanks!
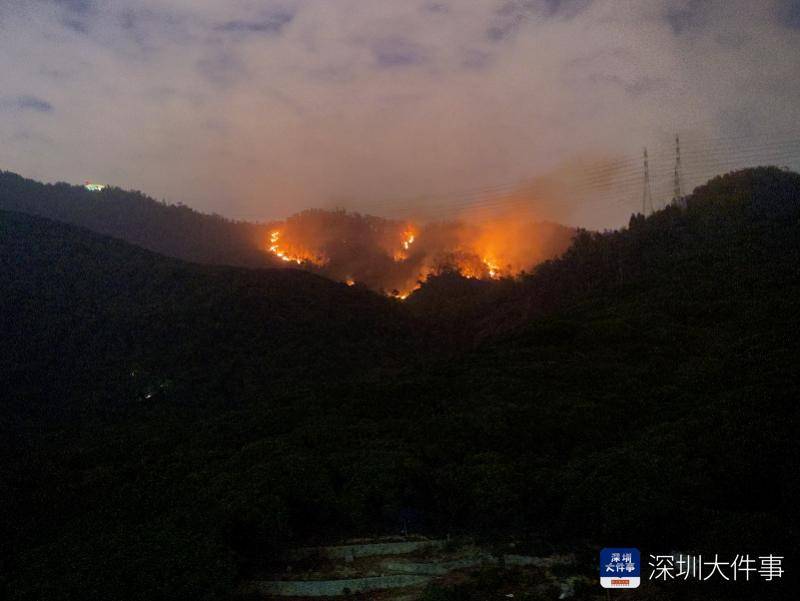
left=0, top=169, right=576, bottom=294
left=2, top=167, right=799, bottom=600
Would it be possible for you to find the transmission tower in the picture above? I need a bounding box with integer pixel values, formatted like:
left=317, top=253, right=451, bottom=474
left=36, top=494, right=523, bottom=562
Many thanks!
left=642, top=147, right=653, bottom=215
left=672, top=134, right=684, bottom=207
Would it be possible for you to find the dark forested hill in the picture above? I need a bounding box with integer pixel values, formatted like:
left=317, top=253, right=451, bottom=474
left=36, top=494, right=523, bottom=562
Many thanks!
left=0, top=210, right=419, bottom=599
left=2, top=168, right=799, bottom=601
left=0, top=210, right=413, bottom=419
left=0, top=171, right=279, bottom=268
left=410, top=167, right=800, bottom=338
left=0, top=171, right=575, bottom=294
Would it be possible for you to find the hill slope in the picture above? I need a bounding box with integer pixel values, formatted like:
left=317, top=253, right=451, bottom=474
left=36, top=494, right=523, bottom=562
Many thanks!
left=0, top=170, right=279, bottom=267
left=0, top=170, right=576, bottom=293
left=2, top=168, right=799, bottom=601
left=410, top=167, right=800, bottom=338
left=0, top=210, right=414, bottom=419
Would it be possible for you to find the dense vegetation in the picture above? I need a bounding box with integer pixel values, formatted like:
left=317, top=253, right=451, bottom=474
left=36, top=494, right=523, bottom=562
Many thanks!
left=1, top=167, right=798, bottom=600
left=0, top=171, right=575, bottom=295
left=0, top=170, right=277, bottom=268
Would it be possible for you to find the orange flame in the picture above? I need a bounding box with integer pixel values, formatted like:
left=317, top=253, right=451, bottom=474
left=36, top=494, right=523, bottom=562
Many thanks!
left=263, top=212, right=574, bottom=300
left=483, top=258, right=501, bottom=279
left=393, top=228, right=417, bottom=262
left=268, top=230, right=307, bottom=265
left=403, top=231, right=415, bottom=250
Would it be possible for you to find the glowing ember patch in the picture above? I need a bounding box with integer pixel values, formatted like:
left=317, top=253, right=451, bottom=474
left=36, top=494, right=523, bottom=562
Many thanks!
left=267, top=231, right=305, bottom=265
left=394, top=281, right=422, bottom=300
left=484, top=258, right=501, bottom=279
left=393, top=229, right=417, bottom=262
left=261, top=212, right=575, bottom=295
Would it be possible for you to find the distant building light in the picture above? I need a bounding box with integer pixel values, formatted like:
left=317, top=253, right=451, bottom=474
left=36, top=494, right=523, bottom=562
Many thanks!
left=84, top=181, right=106, bottom=191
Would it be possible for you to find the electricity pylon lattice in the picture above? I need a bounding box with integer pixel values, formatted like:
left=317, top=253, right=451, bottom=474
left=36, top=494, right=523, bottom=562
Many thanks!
left=672, top=134, right=684, bottom=207
left=642, top=147, right=653, bottom=215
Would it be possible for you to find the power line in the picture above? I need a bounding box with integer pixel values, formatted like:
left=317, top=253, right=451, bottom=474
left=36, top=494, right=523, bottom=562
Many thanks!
left=414, top=149, right=800, bottom=220
left=364, top=134, right=800, bottom=220
left=362, top=155, right=644, bottom=212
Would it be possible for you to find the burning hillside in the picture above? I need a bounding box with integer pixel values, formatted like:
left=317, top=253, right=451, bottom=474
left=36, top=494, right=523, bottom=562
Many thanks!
left=265, top=209, right=575, bottom=297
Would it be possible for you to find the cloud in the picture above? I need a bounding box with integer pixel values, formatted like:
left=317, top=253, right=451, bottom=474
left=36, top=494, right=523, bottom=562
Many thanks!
left=422, top=2, right=450, bottom=14
left=777, top=0, right=800, bottom=28
left=215, top=11, right=294, bottom=35
left=1, top=95, right=54, bottom=113
left=196, top=50, right=247, bottom=87
left=664, top=0, right=708, bottom=36
left=488, top=0, right=592, bottom=40
left=48, top=0, right=94, bottom=33
left=1, top=0, right=799, bottom=231
left=371, top=37, right=428, bottom=67
left=50, top=0, right=92, bottom=13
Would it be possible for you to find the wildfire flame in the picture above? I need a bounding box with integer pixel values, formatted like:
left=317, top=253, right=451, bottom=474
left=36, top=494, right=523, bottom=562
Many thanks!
left=483, top=258, right=501, bottom=279
left=262, top=212, right=574, bottom=301
left=268, top=230, right=304, bottom=264
left=397, top=281, right=421, bottom=300
left=393, top=229, right=417, bottom=262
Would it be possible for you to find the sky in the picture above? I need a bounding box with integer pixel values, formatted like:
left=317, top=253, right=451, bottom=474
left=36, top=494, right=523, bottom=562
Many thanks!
left=1, top=0, right=800, bottom=229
